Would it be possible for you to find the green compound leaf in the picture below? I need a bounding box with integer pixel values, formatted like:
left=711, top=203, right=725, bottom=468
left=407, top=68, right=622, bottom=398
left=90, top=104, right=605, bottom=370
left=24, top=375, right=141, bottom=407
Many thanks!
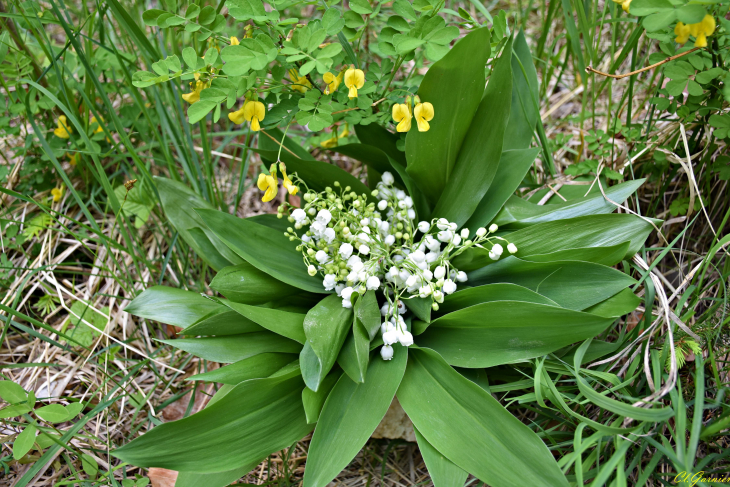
left=304, top=346, right=407, bottom=487
left=397, top=348, right=569, bottom=487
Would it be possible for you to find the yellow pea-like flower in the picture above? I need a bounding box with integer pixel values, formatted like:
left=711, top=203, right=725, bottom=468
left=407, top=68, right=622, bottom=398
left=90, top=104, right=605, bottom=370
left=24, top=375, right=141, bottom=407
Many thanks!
left=339, top=123, right=349, bottom=138
left=90, top=116, right=104, bottom=134
left=280, top=162, right=298, bottom=196
left=414, top=102, right=434, bottom=132
left=257, top=164, right=279, bottom=202
left=229, top=99, right=266, bottom=131
left=289, top=69, right=312, bottom=93
left=674, top=22, right=690, bottom=44
left=230, top=36, right=240, bottom=45
left=182, top=80, right=204, bottom=104
left=691, top=14, right=715, bottom=47
left=392, top=103, right=412, bottom=132
left=320, top=135, right=338, bottom=148
left=51, top=186, right=64, bottom=202
left=53, top=115, right=72, bottom=138
left=323, top=71, right=344, bottom=95
left=611, top=0, right=630, bottom=13
left=67, top=152, right=79, bottom=166
left=344, top=67, right=365, bottom=99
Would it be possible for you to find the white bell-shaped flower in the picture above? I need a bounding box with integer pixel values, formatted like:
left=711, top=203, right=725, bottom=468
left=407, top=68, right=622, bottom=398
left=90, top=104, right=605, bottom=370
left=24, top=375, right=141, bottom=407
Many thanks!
left=418, top=221, right=430, bottom=233
left=381, top=172, right=395, bottom=185
left=323, top=227, right=336, bottom=243
left=443, top=279, right=457, bottom=294
left=323, top=274, right=337, bottom=290
left=383, top=329, right=399, bottom=345
left=397, top=330, right=414, bottom=347
left=317, top=209, right=332, bottom=225
left=456, top=271, right=468, bottom=282
left=366, top=275, right=381, bottom=290
left=434, top=266, right=446, bottom=279
left=292, top=208, right=307, bottom=223
left=339, top=243, right=353, bottom=259
left=492, top=244, right=503, bottom=256
left=380, top=345, right=394, bottom=360
left=315, top=250, right=329, bottom=264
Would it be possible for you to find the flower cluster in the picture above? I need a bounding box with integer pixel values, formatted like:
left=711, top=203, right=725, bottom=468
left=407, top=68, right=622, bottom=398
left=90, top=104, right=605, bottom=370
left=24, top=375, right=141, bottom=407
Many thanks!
left=675, top=15, right=715, bottom=48
left=279, top=172, right=517, bottom=361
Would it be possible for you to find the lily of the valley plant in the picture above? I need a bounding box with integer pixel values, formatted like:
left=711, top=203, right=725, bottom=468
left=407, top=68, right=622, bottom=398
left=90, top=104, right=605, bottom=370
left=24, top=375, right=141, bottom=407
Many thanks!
left=115, top=30, right=655, bottom=487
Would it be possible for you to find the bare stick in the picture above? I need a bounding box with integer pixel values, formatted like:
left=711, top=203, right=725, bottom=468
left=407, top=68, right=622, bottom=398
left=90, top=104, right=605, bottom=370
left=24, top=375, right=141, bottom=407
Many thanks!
left=586, top=47, right=702, bottom=80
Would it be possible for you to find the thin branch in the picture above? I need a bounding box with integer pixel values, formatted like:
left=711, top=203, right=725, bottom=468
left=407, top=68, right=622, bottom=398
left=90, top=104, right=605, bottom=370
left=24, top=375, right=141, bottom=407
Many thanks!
left=586, top=47, right=702, bottom=79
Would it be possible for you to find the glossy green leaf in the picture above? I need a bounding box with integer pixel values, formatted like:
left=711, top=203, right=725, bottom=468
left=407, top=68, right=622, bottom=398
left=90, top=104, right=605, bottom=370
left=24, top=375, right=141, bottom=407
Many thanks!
left=13, top=425, right=37, bottom=460
left=254, top=149, right=372, bottom=199
left=493, top=179, right=645, bottom=228
left=221, top=299, right=306, bottom=343
left=503, top=31, right=539, bottom=151
left=159, top=332, right=301, bottom=363
left=211, top=262, right=313, bottom=305
left=506, top=214, right=655, bottom=259
left=175, top=462, right=259, bottom=487
left=520, top=242, right=629, bottom=267
left=36, top=404, right=70, bottom=423
left=125, top=286, right=224, bottom=329
left=301, top=295, right=353, bottom=391
left=331, top=144, right=399, bottom=184
left=197, top=209, right=326, bottom=294
left=413, top=426, right=467, bottom=487
left=418, top=301, right=613, bottom=367
left=584, top=288, right=641, bottom=318
left=397, top=348, right=569, bottom=487
left=179, top=310, right=263, bottom=336
left=156, top=177, right=243, bottom=271
left=404, top=296, right=432, bottom=323
left=113, top=374, right=313, bottom=473
left=434, top=283, right=558, bottom=318
left=355, top=124, right=405, bottom=165
left=304, top=347, right=407, bottom=487
left=187, top=353, right=298, bottom=384
left=467, top=257, right=636, bottom=310
left=433, top=35, right=512, bottom=226
left=406, top=28, right=491, bottom=206
left=337, top=320, right=370, bottom=383
left=463, top=148, right=539, bottom=231
left=302, top=369, right=342, bottom=424
left=356, top=290, right=382, bottom=339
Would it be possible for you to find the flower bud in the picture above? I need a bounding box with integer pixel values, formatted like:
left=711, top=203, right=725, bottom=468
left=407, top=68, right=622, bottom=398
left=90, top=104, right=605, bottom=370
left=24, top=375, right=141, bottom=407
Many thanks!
left=460, top=228, right=470, bottom=239
left=378, top=200, right=388, bottom=211
left=475, top=227, right=486, bottom=237
left=492, top=244, right=503, bottom=256
left=307, top=265, right=317, bottom=276
left=456, top=271, right=468, bottom=282
left=434, top=266, right=446, bottom=279
left=418, top=221, right=430, bottom=233
left=489, top=223, right=498, bottom=233
left=507, top=243, right=518, bottom=254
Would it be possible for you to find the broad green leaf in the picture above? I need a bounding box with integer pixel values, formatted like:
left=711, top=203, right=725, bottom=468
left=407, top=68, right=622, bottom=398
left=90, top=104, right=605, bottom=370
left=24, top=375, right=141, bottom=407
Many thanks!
left=301, top=295, right=353, bottom=391
left=180, top=310, right=264, bottom=336
left=36, top=404, right=70, bottom=423
left=196, top=209, right=326, bottom=294
left=337, top=320, right=370, bottom=383
left=65, top=402, right=84, bottom=418
left=466, top=257, right=636, bottom=310
left=113, top=374, right=313, bottom=473
left=506, top=214, right=654, bottom=259
left=584, top=288, right=641, bottom=318
left=304, top=347, right=407, bottom=487
left=187, top=100, right=217, bottom=124
left=227, top=0, right=267, bottom=20
left=432, top=34, right=512, bottom=226
left=254, top=150, right=372, bottom=199
left=156, top=177, right=243, bottom=271
left=175, top=462, right=259, bottom=487
left=503, top=31, right=539, bottom=151
left=629, top=0, right=673, bottom=16
left=413, top=426, right=467, bottom=487
left=406, top=28, right=491, bottom=206
left=257, top=127, right=315, bottom=161
left=113, top=182, right=154, bottom=228
left=330, top=144, right=399, bottom=185
left=463, top=148, right=540, bottom=230
left=0, top=404, right=32, bottom=419
left=356, top=290, right=382, bottom=339
left=81, top=454, right=99, bottom=478
left=434, top=283, right=558, bottom=318
left=0, top=380, right=27, bottom=403
left=355, top=124, right=405, bottom=165
left=221, top=299, right=306, bottom=343
left=493, top=179, right=645, bottom=228
left=418, top=301, right=613, bottom=367
left=520, top=242, right=630, bottom=267
left=404, top=296, right=432, bottom=323
left=125, top=286, right=223, bottom=329
left=159, top=332, right=301, bottom=363
left=187, top=353, right=298, bottom=384
left=397, top=348, right=569, bottom=487
left=302, top=369, right=342, bottom=423
left=13, top=425, right=37, bottom=460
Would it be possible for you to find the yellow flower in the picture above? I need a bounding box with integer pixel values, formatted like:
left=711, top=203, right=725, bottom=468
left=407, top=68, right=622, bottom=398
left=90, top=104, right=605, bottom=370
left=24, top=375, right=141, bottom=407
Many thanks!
left=323, top=70, right=344, bottom=95
left=229, top=99, right=265, bottom=131
left=339, top=123, right=349, bottom=138
left=51, top=186, right=64, bottom=202
left=257, top=164, right=279, bottom=202
left=344, top=67, right=365, bottom=99
left=182, top=80, right=204, bottom=104
left=230, top=36, right=240, bottom=45
left=690, top=14, right=715, bottom=47
left=320, top=135, right=338, bottom=148
left=67, top=152, right=79, bottom=166
left=280, top=163, right=298, bottom=196
left=90, top=116, right=104, bottom=134
left=611, top=0, right=630, bottom=13
left=289, top=69, right=312, bottom=93
left=414, top=102, right=434, bottom=132
left=53, top=115, right=72, bottom=138
left=392, top=103, right=412, bottom=132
